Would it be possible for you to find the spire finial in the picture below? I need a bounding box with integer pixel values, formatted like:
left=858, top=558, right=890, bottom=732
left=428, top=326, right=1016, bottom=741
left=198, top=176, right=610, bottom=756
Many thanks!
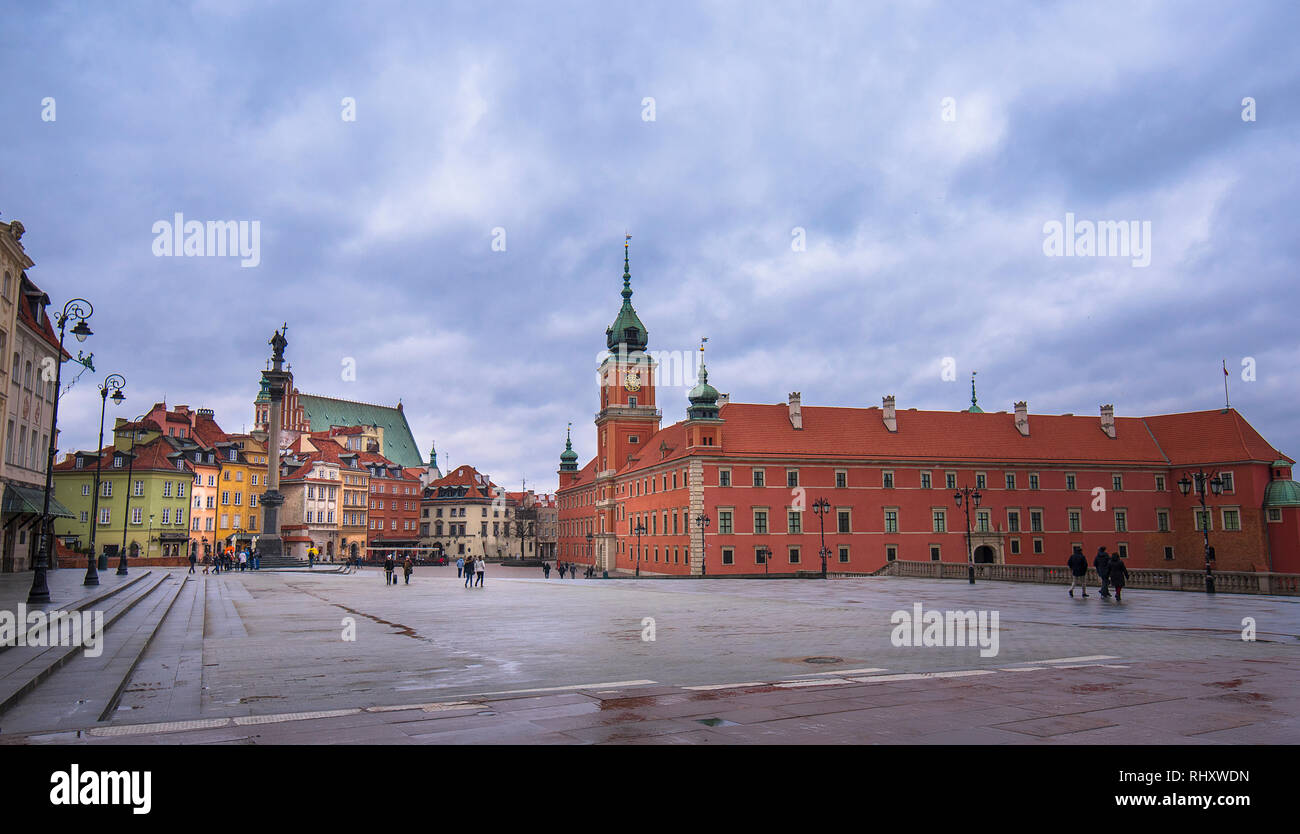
left=970, top=371, right=979, bottom=409
left=622, top=233, right=632, bottom=300
left=699, top=336, right=709, bottom=384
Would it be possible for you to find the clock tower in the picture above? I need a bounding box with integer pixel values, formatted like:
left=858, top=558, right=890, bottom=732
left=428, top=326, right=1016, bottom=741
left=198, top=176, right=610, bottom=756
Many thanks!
left=595, top=237, right=660, bottom=473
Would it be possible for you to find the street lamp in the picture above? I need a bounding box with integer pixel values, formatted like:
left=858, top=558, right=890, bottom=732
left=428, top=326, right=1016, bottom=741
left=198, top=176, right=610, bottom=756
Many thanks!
left=585, top=531, right=593, bottom=571
left=694, top=512, right=710, bottom=576
left=757, top=544, right=771, bottom=577
left=28, top=298, right=93, bottom=603
left=953, top=485, right=981, bottom=584
left=84, top=374, right=125, bottom=586
left=811, top=498, right=831, bottom=579
left=633, top=521, right=646, bottom=577
left=1178, top=470, right=1224, bottom=594
left=117, top=413, right=148, bottom=575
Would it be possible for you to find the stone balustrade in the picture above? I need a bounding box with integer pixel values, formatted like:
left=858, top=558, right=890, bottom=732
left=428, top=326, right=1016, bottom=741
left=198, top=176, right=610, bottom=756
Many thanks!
left=863, top=560, right=1300, bottom=596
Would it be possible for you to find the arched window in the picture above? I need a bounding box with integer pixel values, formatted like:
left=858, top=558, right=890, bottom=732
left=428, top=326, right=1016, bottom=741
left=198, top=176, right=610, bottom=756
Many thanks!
left=24, top=360, right=31, bottom=390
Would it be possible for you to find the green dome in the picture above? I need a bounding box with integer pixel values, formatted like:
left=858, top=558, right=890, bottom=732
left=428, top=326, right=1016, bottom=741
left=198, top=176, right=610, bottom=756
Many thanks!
left=559, top=426, right=578, bottom=470
left=1264, top=479, right=1300, bottom=508
left=687, top=364, right=720, bottom=419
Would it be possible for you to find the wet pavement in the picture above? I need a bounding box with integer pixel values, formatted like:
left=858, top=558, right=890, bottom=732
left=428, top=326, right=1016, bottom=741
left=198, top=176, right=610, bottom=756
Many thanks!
left=0, top=565, right=1296, bottom=743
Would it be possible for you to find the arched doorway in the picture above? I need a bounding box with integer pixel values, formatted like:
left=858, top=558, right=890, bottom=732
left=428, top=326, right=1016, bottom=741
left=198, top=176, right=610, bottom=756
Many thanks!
left=974, top=545, right=996, bottom=564
left=326, top=541, right=334, bottom=558
left=350, top=542, right=358, bottom=560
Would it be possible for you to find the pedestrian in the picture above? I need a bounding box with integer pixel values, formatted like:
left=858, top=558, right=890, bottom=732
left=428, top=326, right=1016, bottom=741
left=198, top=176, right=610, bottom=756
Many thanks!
left=1094, top=546, right=1111, bottom=598
left=189, top=548, right=197, bottom=574
left=567, top=562, right=574, bottom=580
left=542, top=561, right=551, bottom=579
left=464, top=558, right=474, bottom=588
left=239, top=549, right=248, bottom=572
left=384, top=553, right=395, bottom=585
left=456, top=556, right=464, bottom=578
left=403, top=556, right=413, bottom=585
left=558, top=562, right=566, bottom=580
left=1067, top=545, right=1088, bottom=598
left=475, top=556, right=485, bottom=587
left=1109, top=552, right=1129, bottom=602
left=202, top=552, right=210, bottom=575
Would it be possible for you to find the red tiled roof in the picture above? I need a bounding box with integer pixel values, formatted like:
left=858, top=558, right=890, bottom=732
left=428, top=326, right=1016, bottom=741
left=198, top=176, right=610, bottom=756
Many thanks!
left=1143, top=409, right=1290, bottom=466
left=558, top=403, right=1289, bottom=489
left=53, top=436, right=189, bottom=473
left=15, top=276, right=71, bottom=360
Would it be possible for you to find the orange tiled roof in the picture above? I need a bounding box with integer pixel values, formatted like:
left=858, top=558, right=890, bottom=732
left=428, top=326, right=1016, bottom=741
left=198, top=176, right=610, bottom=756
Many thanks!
left=559, top=403, right=1289, bottom=488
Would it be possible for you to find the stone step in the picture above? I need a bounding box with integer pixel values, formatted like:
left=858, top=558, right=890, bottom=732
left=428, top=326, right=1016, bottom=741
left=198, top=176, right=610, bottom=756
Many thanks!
left=110, top=571, right=207, bottom=722
left=0, top=570, right=166, bottom=717
left=0, top=570, right=155, bottom=656
left=0, top=573, right=189, bottom=733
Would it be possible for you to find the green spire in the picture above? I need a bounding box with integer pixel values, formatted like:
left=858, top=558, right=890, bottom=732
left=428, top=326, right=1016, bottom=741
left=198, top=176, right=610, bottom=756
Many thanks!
left=428, top=441, right=438, bottom=467
left=560, top=422, right=579, bottom=469
left=968, top=371, right=983, bottom=413
left=687, top=339, right=721, bottom=419
left=607, top=235, right=648, bottom=352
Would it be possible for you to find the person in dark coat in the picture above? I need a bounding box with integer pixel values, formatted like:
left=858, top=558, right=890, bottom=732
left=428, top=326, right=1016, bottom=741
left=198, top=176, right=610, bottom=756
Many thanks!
left=558, top=562, right=567, bottom=579
left=403, top=556, right=413, bottom=585
left=384, top=554, right=395, bottom=584
left=1067, top=545, right=1088, bottom=597
left=1094, top=547, right=1111, bottom=597
left=542, top=562, right=551, bottom=579
left=1109, top=552, right=1129, bottom=601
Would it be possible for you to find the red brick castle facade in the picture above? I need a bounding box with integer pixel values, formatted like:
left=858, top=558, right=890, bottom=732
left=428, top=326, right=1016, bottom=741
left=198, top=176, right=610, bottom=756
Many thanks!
left=557, top=243, right=1300, bottom=576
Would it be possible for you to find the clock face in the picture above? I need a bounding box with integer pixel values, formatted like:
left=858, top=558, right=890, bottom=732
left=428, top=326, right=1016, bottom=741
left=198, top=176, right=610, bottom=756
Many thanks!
left=624, top=370, right=641, bottom=392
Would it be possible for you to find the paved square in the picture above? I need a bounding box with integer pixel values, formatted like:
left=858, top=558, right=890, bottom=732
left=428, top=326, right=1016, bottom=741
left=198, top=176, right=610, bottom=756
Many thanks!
left=0, top=565, right=1296, bottom=744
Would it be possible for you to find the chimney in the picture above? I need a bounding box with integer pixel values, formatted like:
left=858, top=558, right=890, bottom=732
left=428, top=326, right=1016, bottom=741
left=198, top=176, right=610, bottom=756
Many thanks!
left=1100, top=404, right=1116, bottom=438
left=788, top=392, right=802, bottom=429
left=717, top=392, right=730, bottom=405
left=882, top=395, right=897, bottom=432
left=1014, top=401, right=1029, bottom=436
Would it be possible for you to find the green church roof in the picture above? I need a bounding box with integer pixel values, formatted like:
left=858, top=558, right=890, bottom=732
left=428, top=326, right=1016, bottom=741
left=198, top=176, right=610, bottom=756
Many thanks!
left=297, top=394, right=423, bottom=468
left=1264, top=479, right=1300, bottom=508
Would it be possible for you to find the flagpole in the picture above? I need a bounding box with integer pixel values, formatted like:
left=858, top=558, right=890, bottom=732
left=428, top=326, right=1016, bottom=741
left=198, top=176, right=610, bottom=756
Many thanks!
left=1223, top=359, right=1230, bottom=412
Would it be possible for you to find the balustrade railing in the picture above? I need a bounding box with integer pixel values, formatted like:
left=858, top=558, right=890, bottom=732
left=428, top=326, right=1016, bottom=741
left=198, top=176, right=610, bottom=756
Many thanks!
left=864, top=560, right=1299, bottom=595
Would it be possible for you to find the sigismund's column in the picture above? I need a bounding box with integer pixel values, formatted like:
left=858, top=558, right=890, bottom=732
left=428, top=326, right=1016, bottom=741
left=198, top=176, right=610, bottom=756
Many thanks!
left=258, top=328, right=291, bottom=560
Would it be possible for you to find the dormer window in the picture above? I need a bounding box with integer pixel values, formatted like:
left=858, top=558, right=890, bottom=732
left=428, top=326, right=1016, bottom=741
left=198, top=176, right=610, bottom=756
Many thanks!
left=75, top=457, right=84, bottom=469
left=113, top=455, right=123, bottom=467
left=176, top=459, right=185, bottom=471
left=228, top=449, right=237, bottom=461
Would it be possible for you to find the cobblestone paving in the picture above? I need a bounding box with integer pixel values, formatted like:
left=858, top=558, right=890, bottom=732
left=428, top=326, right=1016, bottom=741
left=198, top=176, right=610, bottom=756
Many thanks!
left=1, top=566, right=1296, bottom=743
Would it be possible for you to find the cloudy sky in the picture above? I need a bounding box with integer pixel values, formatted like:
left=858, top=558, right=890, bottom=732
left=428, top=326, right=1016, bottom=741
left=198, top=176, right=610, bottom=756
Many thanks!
left=4, top=1, right=1297, bottom=491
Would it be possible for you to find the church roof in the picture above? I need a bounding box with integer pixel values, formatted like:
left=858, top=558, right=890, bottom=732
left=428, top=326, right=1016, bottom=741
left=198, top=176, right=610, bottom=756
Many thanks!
left=295, top=394, right=422, bottom=468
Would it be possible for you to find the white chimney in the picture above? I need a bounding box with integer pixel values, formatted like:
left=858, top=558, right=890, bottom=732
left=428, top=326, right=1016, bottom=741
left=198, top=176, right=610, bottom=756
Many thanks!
left=882, top=395, right=897, bottom=432
left=788, top=392, right=802, bottom=430
left=1014, top=401, right=1029, bottom=436
left=717, top=392, right=729, bottom=405
left=1100, top=404, right=1116, bottom=438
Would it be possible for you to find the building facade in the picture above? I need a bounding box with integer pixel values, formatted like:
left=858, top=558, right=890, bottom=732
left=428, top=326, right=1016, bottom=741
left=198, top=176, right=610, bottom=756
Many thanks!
left=0, top=230, right=71, bottom=571
left=557, top=244, right=1300, bottom=577
left=418, top=465, right=522, bottom=560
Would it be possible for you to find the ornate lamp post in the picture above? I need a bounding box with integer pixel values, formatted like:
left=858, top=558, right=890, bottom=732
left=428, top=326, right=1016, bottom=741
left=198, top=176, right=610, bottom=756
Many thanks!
left=757, top=544, right=771, bottom=577
left=954, top=485, right=982, bottom=585
left=1178, top=470, right=1223, bottom=594
left=694, top=512, right=710, bottom=576
left=812, top=498, right=831, bottom=579
left=27, top=299, right=93, bottom=603
left=634, top=521, right=646, bottom=577
left=84, top=374, right=125, bottom=586
left=117, top=413, right=147, bottom=575
left=585, top=531, right=593, bottom=568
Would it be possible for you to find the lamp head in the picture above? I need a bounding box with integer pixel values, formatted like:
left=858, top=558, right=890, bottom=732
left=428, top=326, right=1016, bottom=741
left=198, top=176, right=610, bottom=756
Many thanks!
left=1178, top=476, right=1192, bottom=496
left=71, top=319, right=92, bottom=342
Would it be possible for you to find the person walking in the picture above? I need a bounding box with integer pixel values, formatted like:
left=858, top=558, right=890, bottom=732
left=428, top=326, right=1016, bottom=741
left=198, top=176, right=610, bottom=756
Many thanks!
left=1094, top=546, right=1111, bottom=598
left=464, top=557, right=474, bottom=589
left=384, top=553, right=395, bottom=585
left=1067, top=545, right=1088, bottom=597
left=456, top=556, right=464, bottom=579
left=1109, top=552, right=1129, bottom=602
left=475, top=556, right=485, bottom=587
left=202, top=552, right=211, bottom=575
left=542, top=561, right=551, bottom=579
left=239, top=549, right=248, bottom=572
left=189, top=547, right=197, bottom=574
left=558, top=562, right=567, bottom=580
left=403, top=555, right=413, bottom=585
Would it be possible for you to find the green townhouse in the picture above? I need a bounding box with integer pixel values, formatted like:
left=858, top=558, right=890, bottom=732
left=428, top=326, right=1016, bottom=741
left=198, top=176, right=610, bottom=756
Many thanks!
left=53, top=432, right=196, bottom=560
